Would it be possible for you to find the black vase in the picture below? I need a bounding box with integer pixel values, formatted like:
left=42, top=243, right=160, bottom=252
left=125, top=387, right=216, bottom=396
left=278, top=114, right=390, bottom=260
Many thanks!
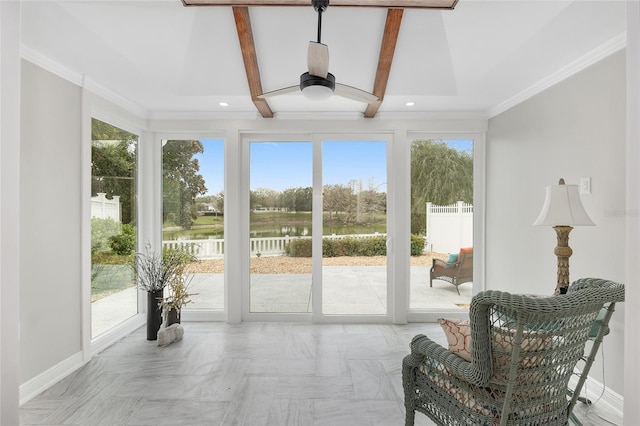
left=167, top=308, right=180, bottom=326
left=146, top=289, right=163, bottom=340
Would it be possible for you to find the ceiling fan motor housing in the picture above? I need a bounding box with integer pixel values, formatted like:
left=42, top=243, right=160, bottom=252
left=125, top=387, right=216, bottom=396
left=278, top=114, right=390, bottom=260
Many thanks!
left=313, top=0, right=329, bottom=12
left=300, top=71, right=335, bottom=91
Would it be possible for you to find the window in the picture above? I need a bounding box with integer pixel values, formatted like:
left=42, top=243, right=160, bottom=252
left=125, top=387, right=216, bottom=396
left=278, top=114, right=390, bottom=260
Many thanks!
left=162, top=139, right=225, bottom=311
left=90, top=119, right=138, bottom=337
left=409, top=139, right=474, bottom=311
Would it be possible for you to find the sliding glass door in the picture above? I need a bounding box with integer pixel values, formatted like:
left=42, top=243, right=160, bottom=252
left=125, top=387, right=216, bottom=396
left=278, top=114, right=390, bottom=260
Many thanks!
left=248, top=141, right=313, bottom=313
left=321, top=140, right=388, bottom=315
left=243, top=136, right=389, bottom=320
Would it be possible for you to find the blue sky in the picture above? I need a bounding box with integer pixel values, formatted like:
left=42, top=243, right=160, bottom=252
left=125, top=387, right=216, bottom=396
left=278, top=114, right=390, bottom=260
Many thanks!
left=193, top=139, right=473, bottom=195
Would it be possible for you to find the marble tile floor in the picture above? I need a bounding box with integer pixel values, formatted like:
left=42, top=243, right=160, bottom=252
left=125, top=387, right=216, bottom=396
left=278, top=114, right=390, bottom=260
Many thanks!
left=21, top=322, right=621, bottom=426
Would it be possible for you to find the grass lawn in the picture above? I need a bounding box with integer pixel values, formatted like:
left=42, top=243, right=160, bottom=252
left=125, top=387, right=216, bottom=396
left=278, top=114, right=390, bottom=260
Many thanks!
left=192, top=215, right=224, bottom=226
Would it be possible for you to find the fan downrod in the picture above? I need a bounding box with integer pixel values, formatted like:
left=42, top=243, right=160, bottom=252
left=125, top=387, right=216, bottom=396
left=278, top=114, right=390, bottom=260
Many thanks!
left=313, top=0, right=329, bottom=43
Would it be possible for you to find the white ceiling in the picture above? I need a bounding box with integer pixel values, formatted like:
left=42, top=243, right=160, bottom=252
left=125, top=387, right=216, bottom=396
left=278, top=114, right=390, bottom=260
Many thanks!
left=20, top=0, right=627, bottom=119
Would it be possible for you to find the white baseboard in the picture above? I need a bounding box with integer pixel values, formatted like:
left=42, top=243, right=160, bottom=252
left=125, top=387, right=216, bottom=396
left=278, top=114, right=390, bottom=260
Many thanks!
left=569, top=374, right=624, bottom=418
left=19, top=352, right=85, bottom=405
left=91, top=314, right=145, bottom=356
left=20, top=316, right=145, bottom=405
left=180, top=309, right=226, bottom=322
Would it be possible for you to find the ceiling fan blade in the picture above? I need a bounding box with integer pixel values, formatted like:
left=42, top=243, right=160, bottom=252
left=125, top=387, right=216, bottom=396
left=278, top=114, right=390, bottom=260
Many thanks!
left=334, top=83, right=378, bottom=104
left=258, top=85, right=300, bottom=99
left=308, top=41, right=329, bottom=78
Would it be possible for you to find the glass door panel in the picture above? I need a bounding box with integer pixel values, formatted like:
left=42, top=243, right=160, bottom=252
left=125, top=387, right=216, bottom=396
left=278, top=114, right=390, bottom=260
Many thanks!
left=321, top=141, right=387, bottom=315
left=409, top=139, right=474, bottom=310
left=162, top=139, right=224, bottom=311
left=90, top=119, right=138, bottom=338
left=249, top=142, right=313, bottom=313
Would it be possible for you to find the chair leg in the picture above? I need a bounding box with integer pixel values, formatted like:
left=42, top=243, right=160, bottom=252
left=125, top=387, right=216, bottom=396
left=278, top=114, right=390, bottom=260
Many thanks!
left=429, top=276, right=433, bottom=288
left=405, top=408, right=415, bottom=426
left=403, top=361, right=417, bottom=426
left=455, top=285, right=460, bottom=295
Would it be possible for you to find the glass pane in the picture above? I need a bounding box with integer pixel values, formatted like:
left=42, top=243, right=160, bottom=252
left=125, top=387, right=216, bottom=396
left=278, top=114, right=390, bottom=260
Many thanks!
left=162, top=139, right=224, bottom=310
left=409, top=139, right=474, bottom=310
left=322, top=141, right=387, bottom=315
left=91, top=119, right=138, bottom=338
left=249, top=141, right=312, bottom=313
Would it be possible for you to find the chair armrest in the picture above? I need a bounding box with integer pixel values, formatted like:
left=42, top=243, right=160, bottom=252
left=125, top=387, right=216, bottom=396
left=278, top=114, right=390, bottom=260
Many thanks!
left=431, top=258, right=456, bottom=273
left=404, top=334, right=490, bottom=387
left=432, top=258, right=449, bottom=267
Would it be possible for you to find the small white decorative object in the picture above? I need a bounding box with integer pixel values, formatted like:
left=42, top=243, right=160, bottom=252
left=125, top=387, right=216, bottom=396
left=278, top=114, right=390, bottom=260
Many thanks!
left=157, top=324, right=184, bottom=347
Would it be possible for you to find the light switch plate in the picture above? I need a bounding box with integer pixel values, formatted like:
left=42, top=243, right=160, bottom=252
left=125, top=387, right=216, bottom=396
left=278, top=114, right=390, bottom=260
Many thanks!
left=580, top=177, right=591, bottom=195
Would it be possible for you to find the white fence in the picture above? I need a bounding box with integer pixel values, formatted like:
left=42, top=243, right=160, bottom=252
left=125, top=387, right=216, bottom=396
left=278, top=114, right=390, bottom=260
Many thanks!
left=425, top=201, right=473, bottom=253
left=91, top=193, right=120, bottom=221
left=163, top=233, right=387, bottom=260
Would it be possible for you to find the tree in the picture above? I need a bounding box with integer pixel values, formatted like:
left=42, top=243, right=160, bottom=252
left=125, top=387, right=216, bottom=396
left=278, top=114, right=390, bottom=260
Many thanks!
left=323, top=183, right=355, bottom=221
left=215, top=191, right=224, bottom=213
left=294, top=187, right=312, bottom=212
left=91, top=119, right=137, bottom=225
left=280, top=188, right=297, bottom=211
left=251, top=187, right=280, bottom=210
left=162, top=140, right=207, bottom=229
left=411, top=140, right=473, bottom=234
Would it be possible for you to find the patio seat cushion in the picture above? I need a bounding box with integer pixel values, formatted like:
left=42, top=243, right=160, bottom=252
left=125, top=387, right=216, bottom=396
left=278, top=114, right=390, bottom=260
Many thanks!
left=458, top=247, right=473, bottom=257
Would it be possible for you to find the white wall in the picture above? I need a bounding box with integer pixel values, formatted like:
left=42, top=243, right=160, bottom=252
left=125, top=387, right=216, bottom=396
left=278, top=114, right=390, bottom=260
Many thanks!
left=20, top=60, right=83, bottom=382
left=624, top=3, right=640, bottom=421
left=486, top=50, right=626, bottom=394
left=1, top=2, right=22, bottom=423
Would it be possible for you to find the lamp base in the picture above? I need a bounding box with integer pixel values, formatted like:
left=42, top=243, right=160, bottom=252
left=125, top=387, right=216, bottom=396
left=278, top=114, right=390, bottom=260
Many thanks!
left=553, top=225, right=573, bottom=295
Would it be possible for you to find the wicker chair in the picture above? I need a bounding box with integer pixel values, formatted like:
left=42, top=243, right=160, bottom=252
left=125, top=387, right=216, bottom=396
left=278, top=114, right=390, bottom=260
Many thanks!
left=402, top=278, right=625, bottom=426
left=430, top=248, right=473, bottom=295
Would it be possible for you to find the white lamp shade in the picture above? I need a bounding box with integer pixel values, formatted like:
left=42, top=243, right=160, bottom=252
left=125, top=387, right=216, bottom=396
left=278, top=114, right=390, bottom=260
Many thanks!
left=533, top=182, right=595, bottom=226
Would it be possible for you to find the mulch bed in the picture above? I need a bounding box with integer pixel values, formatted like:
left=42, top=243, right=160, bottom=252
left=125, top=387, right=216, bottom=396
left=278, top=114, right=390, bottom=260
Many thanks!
left=187, top=253, right=448, bottom=274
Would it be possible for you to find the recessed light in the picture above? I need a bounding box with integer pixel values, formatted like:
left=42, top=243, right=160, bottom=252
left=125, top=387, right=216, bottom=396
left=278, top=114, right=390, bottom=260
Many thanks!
left=219, top=102, right=229, bottom=107
left=405, top=101, right=415, bottom=107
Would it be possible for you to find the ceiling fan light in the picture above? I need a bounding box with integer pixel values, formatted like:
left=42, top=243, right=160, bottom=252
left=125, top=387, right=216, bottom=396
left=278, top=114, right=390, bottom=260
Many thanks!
left=302, top=85, right=333, bottom=101
left=300, top=72, right=335, bottom=101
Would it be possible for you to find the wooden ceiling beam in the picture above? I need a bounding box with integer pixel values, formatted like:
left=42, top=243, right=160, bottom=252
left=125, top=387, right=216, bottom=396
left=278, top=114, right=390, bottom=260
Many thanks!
left=364, top=8, right=403, bottom=118
left=233, top=6, right=273, bottom=118
left=185, top=0, right=457, bottom=9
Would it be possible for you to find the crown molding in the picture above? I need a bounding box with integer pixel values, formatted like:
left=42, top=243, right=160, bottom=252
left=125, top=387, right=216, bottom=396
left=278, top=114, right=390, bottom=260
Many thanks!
left=21, top=44, right=149, bottom=119
left=487, top=32, right=627, bottom=119
left=148, top=110, right=262, bottom=121
left=375, top=110, right=489, bottom=121
left=21, top=44, right=83, bottom=86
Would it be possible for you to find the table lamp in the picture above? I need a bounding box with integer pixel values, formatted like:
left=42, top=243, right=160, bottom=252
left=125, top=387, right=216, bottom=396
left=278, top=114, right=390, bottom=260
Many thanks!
left=533, top=178, right=595, bottom=294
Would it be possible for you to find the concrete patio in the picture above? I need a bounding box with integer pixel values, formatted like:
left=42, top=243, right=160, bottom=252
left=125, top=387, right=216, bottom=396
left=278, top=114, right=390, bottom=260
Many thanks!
left=91, top=265, right=472, bottom=336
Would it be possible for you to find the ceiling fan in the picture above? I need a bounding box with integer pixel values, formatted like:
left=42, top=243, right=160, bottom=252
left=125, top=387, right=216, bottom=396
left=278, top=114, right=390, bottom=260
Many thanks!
left=258, top=0, right=378, bottom=103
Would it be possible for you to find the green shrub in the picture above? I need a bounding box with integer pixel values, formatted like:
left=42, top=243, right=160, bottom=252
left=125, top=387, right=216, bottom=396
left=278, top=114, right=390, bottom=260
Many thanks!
left=286, top=238, right=312, bottom=257
left=109, top=224, right=136, bottom=255
left=287, top=234, right=425, bottom=258
left=410, top=234, right=426, bottom=256
left=357, top=236, right=387, bottom=256
left=91, top=217, right=121, bottom=254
